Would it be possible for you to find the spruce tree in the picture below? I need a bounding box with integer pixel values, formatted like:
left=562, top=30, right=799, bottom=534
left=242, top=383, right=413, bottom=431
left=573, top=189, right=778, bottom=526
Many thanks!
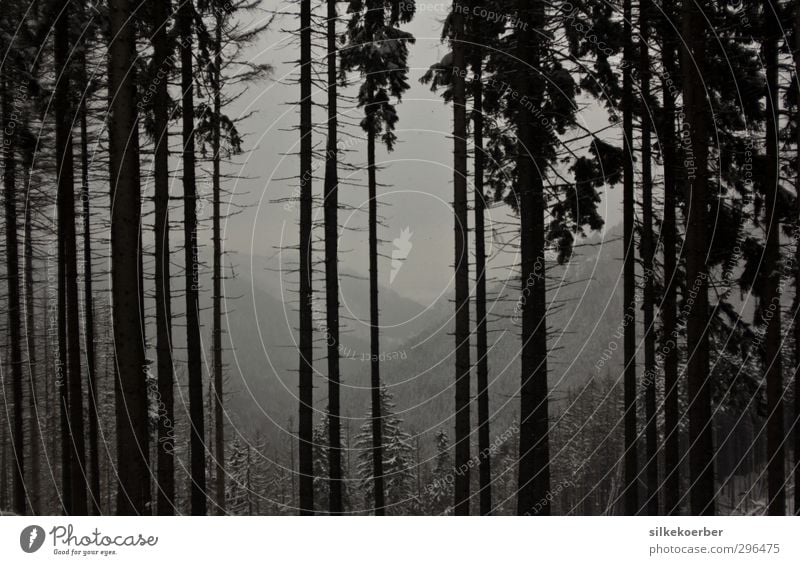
left=340, top=0, right=416, bottom=517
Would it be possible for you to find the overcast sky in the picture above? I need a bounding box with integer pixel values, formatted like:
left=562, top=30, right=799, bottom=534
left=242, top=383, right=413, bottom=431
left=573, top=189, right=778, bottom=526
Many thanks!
left=216, top=2, right=624, bottom=305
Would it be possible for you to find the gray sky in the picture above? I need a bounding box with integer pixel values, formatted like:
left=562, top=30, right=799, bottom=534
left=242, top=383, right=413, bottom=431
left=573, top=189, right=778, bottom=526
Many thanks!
left=216, top=2, right=624, bottom=304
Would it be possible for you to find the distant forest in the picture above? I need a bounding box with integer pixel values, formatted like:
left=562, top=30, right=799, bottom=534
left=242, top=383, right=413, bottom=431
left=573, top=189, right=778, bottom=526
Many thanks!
left=0, top=0, right=799, bottom=517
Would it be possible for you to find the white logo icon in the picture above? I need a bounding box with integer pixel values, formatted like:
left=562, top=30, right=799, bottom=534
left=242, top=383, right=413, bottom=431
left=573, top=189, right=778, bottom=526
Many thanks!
left=390, top=227, right=413, bottom=284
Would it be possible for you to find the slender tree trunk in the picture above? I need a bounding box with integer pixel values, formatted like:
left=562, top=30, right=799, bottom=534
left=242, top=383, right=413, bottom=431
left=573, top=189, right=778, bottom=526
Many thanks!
left=366, top=101, right=386, bottom=515
left=179, top=0, right=207, bottom=516
left=763, top=0, right=784, bottom=516
left=639, top=0, right=658, bottom=516
left=794, top=0, right=800, bottom=518
left=44, top=289, right=59, bottom=513
left=0, top=426, right=7, bottom=510
left=298, top=0, right=315, bottom=516
left=57, top=199, right=70, bottom=515
left=23, top=145, right=41, bottom=515
left=324, top=0, right=343, bottom=515
left=152, top=0, right=175, bottom=516
left=3, top=75, right=25, bottom=516
left=451, top=0, right=471, bottom=516
left=55, top=6, right=71, bottom=515
left=79, top=71, right=101, bottom=516
left=681, top=0, right=714, bottom=516
left=108, top=0, right=150, bottom=515
left=622, top=0, right=638, bottom=516
left=516, top=0, right=550, bottom=516
left=473, top=55, right=491, bottom=515
left=212, top=9, right=226, bottom=516
left=660, top=0, right=681, bottom=514
left=55, top=1, right=88, bottom=515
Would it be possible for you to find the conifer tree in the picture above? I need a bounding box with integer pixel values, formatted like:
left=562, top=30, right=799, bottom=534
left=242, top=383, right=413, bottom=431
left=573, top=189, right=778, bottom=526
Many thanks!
left=426, top=430, right=454, bottom=515
left=324, top=0, right=344, bottom=515
left=178, top=0, right=207, bottom=516
left=340, top=0, right=416, bottom=516
left=55, top=0, right=88, bottom=515
left=108, top=0, right=151, bottom=515
left=450, top=0, right=471, bottom=516
left=621, top=0, right=638, bottom=515
left=354, top=388, right=415, bottom=514
left=682, top=0, right=714, bottom=516
left=297, top=0, right=315, bottom=516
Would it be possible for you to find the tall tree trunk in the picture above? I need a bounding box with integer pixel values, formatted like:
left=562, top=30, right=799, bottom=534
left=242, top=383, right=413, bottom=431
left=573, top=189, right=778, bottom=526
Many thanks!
left=763, top=0, right=784, bottom=516
left=108, top=0, right=150, bottom=515
left=23, top=144, right=40, bottom=515
left=179, top=0, right=207, bottom=516
left=794, top=0, right=800, bottom=518
left=681, top=0, right=714, bottom=516
left=0, top=425, right=7, bottom=510
left=473, top=54, right=491, bottom=516
left=79, top=70, right=101, bottom=516
left=47, top=292, right=62, bottom=513
left=57, top=206, right=70, bottom=514
left=3, top=74, right=25, bottom=516
left=639, top=0, right=658, bottom=516
left=55, top=1, right=87, bottom=515
left=366, top=99, right=386, bottom=515
left=622, top=0, right=638, bottom=516
left=44, top=288, right=59, bottom=513
left=212, top=9, right=225, bottom=516
left=451, top=0, right=471, bottom=516
left=660, top=0, right=681, bottom=514
left=298, top=0, right=314, bottom=516
left=152, top=0, right=175, bottom=516
left=55, top=5, right=71, bottom=515
left=516, top=0, right=550, bottom=516
left=324, top=0, right=343, bottom=515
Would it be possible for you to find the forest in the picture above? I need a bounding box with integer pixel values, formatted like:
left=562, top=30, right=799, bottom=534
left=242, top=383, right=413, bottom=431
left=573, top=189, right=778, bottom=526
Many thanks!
left=0, top=0, right=799, bottom=517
